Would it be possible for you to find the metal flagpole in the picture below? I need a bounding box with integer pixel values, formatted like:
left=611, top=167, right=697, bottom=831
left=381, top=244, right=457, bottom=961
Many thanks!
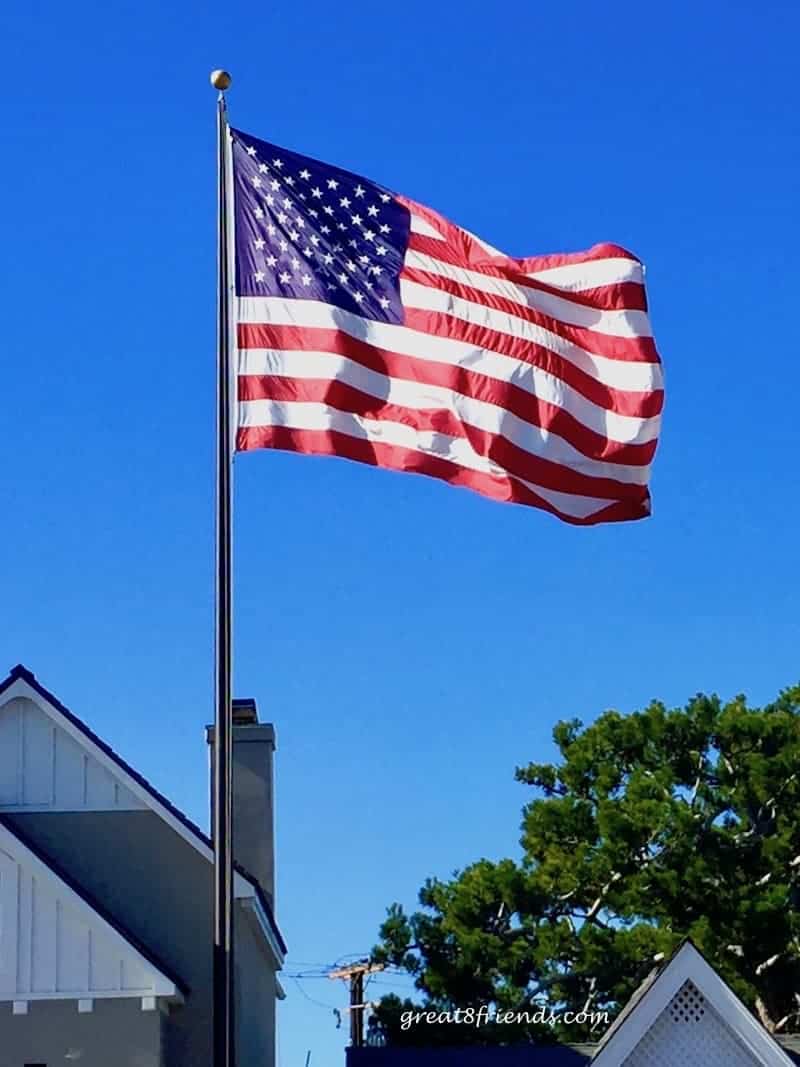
left=211, top=67, right=235, bottom=1067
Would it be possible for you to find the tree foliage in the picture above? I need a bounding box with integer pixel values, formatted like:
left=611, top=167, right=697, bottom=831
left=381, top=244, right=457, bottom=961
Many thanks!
left=372, top=684, right=800, bottom=1045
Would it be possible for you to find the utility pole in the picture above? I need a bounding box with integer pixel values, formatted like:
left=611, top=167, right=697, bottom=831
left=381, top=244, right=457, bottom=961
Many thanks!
left=329, top=961, right=385, bottom=1047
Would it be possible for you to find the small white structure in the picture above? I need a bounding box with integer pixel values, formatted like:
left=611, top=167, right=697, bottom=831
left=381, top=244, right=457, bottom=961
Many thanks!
left=592, top=941, right=794, bottom=1067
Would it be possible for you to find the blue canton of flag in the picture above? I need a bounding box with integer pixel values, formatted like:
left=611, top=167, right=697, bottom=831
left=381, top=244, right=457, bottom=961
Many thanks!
left=231, top=128, right=410, bottom=324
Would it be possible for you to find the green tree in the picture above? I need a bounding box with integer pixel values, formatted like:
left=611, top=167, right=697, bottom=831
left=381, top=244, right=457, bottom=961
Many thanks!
left=372, top=684, right=800, bottom=1045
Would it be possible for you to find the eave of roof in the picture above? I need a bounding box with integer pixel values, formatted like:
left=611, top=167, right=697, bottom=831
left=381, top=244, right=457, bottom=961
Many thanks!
left=589, top=955, right=663, bottom=1055
left=0, top=664, right=287, bottom=956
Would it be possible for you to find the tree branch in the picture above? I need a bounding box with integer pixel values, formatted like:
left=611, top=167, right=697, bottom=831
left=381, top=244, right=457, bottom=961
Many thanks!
left=586, top=872, right=622, bottom=922
left=581, top=976, right=597, bottom=1016
left=755, top=995, right=776, bottom=1033
left=756, top=952, right=782, bottom=977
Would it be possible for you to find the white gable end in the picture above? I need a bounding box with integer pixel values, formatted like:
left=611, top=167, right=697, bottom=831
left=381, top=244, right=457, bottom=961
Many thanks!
left=0, top=823, right=178, bottom=1002
left=624, top=980, right=762, bottom=1067
left=592, top=942, right=794, bottom=1067
left=0, top=697, right=145, bottom=812
left=0, top=670, right=286, bottom=969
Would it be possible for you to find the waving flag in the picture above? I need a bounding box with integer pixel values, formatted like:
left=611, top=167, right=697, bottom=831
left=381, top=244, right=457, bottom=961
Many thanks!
left=231, top=128, right=663, bottom=525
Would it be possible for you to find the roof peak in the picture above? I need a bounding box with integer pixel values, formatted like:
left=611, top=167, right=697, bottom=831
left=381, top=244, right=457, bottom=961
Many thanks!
left=0, top=661, right=287, bottom=957
left=8, top=663, right=36, bottom=682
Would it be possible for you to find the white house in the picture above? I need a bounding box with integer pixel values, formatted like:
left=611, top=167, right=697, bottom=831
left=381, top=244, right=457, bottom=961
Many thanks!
left=0, top=662, right=286, bottom=1067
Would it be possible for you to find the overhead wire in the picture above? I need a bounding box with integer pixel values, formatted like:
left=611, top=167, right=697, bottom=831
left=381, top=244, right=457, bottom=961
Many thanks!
left=290, top=977, right=340, bottom=1013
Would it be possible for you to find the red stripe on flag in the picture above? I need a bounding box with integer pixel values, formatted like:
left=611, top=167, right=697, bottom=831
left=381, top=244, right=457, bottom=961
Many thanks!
left=400, top=312, right=664, bottom=417
left=236, top=425, right=651, bottom=526
left=237, top=328, right=658, bottom=465
left=238, top=375, right=649, bottom=502
left=401, top=196, right=642, bottom=274
left=405, top=235, right=648, bottom=313
left=237, top=322, right=664, bottom=422
left=401, top=268, right=659, bottom=364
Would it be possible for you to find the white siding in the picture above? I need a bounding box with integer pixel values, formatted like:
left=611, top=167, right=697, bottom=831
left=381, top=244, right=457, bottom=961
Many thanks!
left=0, top=850, right=19, bottom=995
left=0, top=710, right=21, bottom=803
left=22, top=708, right=54, bottom=805
left=57, top=901, right=90, bottom=992
left=0, top=698, right=144, bottom=813
left=0, top=841, right=173, bottom=1000
left=31, top=877, right=57, bottom=993
left=91, top=930, right=123, bottom=992
left=53, top=727, right=86, bottom=807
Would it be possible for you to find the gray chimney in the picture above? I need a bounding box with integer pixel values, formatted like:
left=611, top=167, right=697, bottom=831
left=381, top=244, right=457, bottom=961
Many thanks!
left=206, top=699, right=276, bottom=907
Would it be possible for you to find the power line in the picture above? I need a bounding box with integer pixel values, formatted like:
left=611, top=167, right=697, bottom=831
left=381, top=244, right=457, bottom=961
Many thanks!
left=290, top=977, right=340, bottom=1013
left=368, top=976, right=417, bottom=986
left=332, top=951, right=374, bottom=966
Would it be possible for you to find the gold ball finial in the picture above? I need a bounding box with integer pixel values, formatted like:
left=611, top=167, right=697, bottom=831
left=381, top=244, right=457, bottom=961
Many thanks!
left=210, top=70, right=232, bottom=91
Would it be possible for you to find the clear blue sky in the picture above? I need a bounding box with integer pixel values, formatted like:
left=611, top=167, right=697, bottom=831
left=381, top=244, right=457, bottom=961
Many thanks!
left=2, top=0, right=798, bottom=1063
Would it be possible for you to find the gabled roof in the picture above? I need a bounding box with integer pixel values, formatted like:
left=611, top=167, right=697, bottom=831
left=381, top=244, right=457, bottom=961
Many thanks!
left=0, top=664, right=286, bottom=958
left=0, top=814, right=186, bottom=1001
left=591, top=940, right=794, bottom=1067
left=587, top=955, right=662, bottom=1056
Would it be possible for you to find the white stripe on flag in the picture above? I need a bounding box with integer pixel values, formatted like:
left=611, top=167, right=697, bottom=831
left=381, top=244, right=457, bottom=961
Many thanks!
left=409, top=214, right=445, bottom=240
left=236, top=297, right=664, bottom=394
left=238, top=346, right=660, bottom=446
left=236, top=399, right=624, bottom=520
left=403, top=273, right=652, bottom=339
left=526, top=257, right=645, bottom=291
left=238, top=350, right=651, bottom=481
left=404, top=250, right=652, bottom=337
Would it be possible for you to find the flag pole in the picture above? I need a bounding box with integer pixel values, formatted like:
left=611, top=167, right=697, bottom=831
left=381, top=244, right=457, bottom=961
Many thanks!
left=211, top=67, right=235, bottom=1067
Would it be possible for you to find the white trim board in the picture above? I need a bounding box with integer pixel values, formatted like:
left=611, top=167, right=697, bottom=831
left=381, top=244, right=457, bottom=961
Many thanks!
left=591, top=941, right=794, bottom=1067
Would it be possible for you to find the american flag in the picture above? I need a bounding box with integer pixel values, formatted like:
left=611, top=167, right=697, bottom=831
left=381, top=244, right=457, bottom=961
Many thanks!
left=231, top=128, right=663, bottom=525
